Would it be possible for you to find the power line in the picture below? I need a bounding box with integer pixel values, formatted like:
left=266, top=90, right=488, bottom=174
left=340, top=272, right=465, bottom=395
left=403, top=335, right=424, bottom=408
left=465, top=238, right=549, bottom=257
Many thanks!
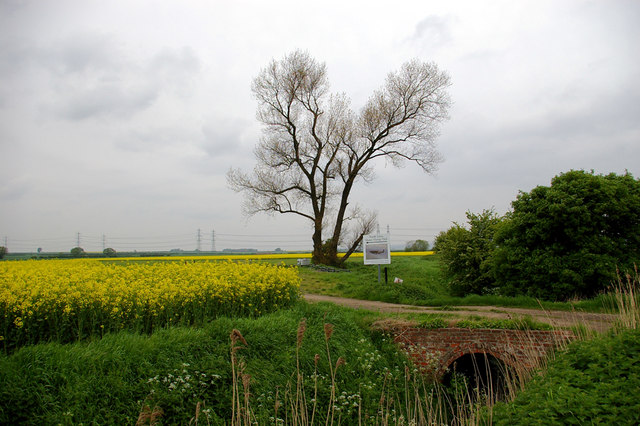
left=1, top=225, right=444, bottom=253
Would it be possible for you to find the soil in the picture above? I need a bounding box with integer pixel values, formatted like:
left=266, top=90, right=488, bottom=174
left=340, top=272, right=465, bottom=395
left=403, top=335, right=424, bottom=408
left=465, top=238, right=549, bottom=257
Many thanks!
left=303, top=293, right=617, bottom=333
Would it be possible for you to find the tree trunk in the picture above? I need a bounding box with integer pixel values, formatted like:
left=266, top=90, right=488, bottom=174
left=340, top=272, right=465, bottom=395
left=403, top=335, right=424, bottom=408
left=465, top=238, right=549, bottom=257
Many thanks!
left=337, top=233, right=365, bottom=267
left=311, top=223, right=324, bottom=264
left=311, top=226, right=340, bottom=266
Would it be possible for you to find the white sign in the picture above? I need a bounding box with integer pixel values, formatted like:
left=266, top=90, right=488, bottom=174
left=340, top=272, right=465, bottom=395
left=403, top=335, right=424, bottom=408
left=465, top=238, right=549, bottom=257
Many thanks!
left=363, top=234, right=391, bottom=265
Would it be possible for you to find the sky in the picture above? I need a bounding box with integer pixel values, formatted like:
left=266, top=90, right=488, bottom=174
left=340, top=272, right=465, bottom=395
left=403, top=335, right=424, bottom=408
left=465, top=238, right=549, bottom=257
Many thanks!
left=1, top=0, right=639, bottom=253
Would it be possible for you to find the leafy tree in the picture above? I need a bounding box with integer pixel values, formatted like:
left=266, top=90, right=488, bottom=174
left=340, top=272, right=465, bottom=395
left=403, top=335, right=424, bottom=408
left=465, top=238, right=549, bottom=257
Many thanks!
left=103, top=247, right=117, bottom=257
left=405, top=239, right=430, bottom=251
left=434, top=209, right=504, bottom=296
left=70, top=247, right=86, bottom=258
left=493, top=170, right=640, bottom=300
left=0, top=246, right=7, bottom=259
left=228, top=50, right=451, bottom=266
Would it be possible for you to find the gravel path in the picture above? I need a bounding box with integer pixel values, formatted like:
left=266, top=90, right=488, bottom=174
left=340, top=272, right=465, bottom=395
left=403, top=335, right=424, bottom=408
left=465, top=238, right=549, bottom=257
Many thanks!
left=303, top=293, right=616, bottom=332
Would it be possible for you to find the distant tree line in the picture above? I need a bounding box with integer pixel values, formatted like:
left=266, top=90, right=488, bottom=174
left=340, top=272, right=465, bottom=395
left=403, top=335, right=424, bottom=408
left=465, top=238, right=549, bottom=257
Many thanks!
left=434, top=170, right=640, bottom=301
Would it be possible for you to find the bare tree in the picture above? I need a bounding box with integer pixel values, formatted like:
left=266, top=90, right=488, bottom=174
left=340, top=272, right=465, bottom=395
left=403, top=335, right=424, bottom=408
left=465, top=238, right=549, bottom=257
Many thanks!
left=228, top=50, right=451, bottom=266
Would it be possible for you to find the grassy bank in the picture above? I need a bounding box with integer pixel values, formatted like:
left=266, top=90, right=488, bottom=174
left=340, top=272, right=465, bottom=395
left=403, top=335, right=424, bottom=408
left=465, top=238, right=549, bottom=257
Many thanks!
left=491, top=327, right=640, bottom=425
left=490, top=270, right=640, bottom=424
left=0, top=302, right=415, bottom=424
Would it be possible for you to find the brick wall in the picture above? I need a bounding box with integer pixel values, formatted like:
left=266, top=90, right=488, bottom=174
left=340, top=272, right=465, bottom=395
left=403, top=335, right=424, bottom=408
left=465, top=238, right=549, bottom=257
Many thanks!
left=389, top=327, right=574, bottom=378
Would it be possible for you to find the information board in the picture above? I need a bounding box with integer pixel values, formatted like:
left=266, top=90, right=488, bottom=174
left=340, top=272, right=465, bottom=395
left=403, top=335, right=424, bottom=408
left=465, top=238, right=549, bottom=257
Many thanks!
left=363, top=234, right=391, bottom=265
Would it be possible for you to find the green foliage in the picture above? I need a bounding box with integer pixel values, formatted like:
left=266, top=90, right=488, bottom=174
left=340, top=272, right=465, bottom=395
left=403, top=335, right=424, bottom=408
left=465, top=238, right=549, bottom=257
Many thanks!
left=0, top=246, right=6, bottom=259
left=434, top=209, right=505, bottom=296
left=405, top=239, right=430, bottom=251
left=103, top=247, right=117, bottom=257
left=493, top=170, right=640, bottom=301
left=492, top=328, right=640, bottom=424
left=70, top=246, right=85, bottom=258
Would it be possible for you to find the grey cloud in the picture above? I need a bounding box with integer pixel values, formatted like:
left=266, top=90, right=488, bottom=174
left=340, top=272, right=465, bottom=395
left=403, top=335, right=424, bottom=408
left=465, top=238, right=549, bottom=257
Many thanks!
left=0, top=0, right=24, bottom=13
left=498, top=85, right=640, bottom=147
left=0, top=177, right=31, bottom=202
left=201, top=118, right=252, bottom=156
left=34, top=35, right=201, bottom=121
left=120, top=126, right=200, bottom=152
left=146, top=47, right=202, bottom=99
left=410, top=15, right=454, bottom=49
left=150, top=47, right=200, bottom=80
left=55, top=83, right=157, bottom=121
left=0, top=39, right=36, bottom=77
left=42, top=33, right=122, bottom=76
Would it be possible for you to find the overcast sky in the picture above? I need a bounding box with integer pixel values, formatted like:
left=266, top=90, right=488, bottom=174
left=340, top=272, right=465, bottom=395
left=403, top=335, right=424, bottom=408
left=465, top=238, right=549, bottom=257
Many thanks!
left=1, top=0, right=639, bottom=253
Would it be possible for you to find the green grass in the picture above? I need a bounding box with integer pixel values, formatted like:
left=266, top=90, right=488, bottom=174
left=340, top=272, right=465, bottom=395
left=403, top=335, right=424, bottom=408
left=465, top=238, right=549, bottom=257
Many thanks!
left=453, top=315, right=553, bottom=331
left=0, top=302, right=413, bottom=425
left=299, top=255, right=449, bottom=302
left=295, top=255, right=611, bottom=313
left=2, top=296, right=554, bottom=425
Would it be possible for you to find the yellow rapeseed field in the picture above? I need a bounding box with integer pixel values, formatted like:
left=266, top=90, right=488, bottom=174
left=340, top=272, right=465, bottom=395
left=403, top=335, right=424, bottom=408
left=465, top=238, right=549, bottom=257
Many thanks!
left=0, top=259, right=300, bottom=351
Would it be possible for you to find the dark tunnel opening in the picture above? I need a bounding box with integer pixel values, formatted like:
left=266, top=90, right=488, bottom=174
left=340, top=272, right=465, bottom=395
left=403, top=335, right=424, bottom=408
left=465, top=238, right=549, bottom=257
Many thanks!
left=441, top=352, right=513, bottom=402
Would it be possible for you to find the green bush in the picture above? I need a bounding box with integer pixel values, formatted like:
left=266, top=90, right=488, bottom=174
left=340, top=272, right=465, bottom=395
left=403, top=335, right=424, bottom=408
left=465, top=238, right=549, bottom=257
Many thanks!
left=434, top=209, right=504, bottom=296
left=493, top=170, right=640, bottom=300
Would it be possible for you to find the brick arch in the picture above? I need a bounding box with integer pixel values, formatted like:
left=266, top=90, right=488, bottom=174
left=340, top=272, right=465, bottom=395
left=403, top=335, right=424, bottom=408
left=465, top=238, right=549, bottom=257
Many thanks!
left=438, top=345, right=518, bottom=378
left=388, top=327, right=574, bottom=378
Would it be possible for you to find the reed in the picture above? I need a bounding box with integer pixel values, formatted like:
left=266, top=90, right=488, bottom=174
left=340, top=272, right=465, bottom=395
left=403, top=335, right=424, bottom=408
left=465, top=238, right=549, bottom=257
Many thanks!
left=612, top=265, right=640, bottom=330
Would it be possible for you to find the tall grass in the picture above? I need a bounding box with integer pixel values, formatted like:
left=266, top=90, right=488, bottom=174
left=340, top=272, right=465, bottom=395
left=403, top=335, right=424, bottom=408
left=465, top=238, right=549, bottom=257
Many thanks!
left=612, top=265, right=640, bottom=330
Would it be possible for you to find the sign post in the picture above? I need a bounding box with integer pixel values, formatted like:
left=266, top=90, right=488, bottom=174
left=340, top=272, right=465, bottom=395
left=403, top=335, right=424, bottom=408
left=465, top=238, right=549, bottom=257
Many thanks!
left=363, top=227, right=391, bottom=283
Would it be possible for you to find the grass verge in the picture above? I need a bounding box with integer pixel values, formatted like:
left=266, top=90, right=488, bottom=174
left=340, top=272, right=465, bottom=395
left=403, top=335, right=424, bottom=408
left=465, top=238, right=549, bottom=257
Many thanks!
left=297, top=255, right=613, bottom=313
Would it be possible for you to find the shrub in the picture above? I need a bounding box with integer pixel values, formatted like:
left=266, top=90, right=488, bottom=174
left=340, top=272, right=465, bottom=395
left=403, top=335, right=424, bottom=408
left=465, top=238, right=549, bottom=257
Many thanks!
left=493, top=170, right=640, bottom=300
left=434, top=209, right=505, bottom=296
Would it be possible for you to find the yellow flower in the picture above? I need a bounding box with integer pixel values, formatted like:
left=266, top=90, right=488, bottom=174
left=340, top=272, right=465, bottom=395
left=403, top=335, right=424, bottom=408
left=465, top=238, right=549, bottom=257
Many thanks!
left=1, top=258, right=300, bottom=346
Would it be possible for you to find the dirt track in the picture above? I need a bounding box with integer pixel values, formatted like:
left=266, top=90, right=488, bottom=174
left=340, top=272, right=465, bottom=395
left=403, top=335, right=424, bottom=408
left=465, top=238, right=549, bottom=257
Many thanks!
left=303, top=293, right=616, bottom=332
